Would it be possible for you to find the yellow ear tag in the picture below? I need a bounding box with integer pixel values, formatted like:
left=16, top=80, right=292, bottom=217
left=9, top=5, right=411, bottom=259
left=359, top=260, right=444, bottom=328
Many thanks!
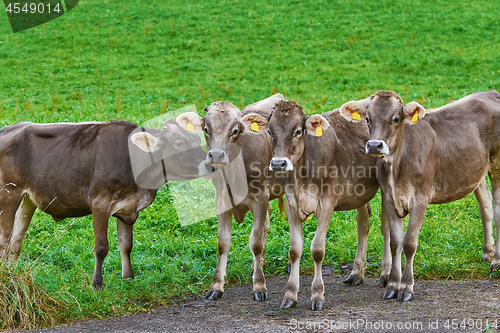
left=315, top=124, right=323, bottom=137
left=186, top=122, right=194, bottom=132
left=352, top=111, right=361, bottom=121
left=412, top=111, right=419, bottom=123
left=250, top=121, right=260, bottom=132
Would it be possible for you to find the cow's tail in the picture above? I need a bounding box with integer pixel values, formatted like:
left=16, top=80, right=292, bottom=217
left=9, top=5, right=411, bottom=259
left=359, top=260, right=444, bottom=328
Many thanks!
left=278, top=195, right=285, bottom=218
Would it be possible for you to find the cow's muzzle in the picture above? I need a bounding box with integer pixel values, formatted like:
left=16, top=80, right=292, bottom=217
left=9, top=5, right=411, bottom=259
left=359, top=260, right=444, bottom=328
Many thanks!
left=199, top=161, right=216, bottom=179
left=208, top=149, right=229, bottom=167
left=366, top=140, right=390, bottom=157
left=269, top=157, right=294, bottom=172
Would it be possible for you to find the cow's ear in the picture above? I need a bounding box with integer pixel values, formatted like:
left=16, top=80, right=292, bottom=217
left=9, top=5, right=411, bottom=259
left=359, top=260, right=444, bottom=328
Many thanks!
left=340, top=101, right=366, bottom=122
left=131, top=132, right=159, bottom=152
left=306, top=114, right=329, bottom=137
left=403, top=102, right=426, bottom=124
left=175, top=112, right=204, bottom=133
left=240, top=113, right=268, bottom=134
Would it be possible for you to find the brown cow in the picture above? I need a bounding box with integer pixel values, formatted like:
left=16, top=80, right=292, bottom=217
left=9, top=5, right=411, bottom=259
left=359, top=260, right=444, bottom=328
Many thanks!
left=340, top=90, right=500, bottom=301
left=176, top=94, right=285, bottom=301
left=251, top=99, right=389, bottom=311
left=0, top=119, right=209, bottom=289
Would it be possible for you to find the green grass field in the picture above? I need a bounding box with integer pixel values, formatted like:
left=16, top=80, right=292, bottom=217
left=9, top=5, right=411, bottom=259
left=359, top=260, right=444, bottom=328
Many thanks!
left=0, top=0, right=499, bottom=329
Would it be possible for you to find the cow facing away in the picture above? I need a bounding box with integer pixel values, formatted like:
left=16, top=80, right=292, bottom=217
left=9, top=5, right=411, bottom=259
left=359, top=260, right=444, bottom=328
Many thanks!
left=249, top=99, right=387, bottom=311
left=176, top=94, right=285, bottom=302
left=340, top=90, right=500, bottom=302
left=0, top=120, right=209, bottom=289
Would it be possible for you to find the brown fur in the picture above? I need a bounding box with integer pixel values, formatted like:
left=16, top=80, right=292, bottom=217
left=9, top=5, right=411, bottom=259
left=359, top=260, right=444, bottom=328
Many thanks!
left=274, top=100, right=303, bottom=114
left=0, top=120, right=206, bottom=289
left=202, top=94, right=286, bottom=298
left=366, top=90, right=500, bottom=300
left=266, top=99, right=388, bottom=309
left=206, top=101, right=240, bottom=115
left=373, top=90, right=402, bottom=101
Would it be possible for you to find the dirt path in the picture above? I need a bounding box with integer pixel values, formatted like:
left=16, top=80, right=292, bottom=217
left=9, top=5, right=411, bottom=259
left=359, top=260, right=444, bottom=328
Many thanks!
left=27, top=275, right=499, bottom=333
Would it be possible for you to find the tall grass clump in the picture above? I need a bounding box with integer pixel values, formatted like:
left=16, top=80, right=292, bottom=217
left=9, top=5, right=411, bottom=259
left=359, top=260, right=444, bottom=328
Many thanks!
left=0, top=260, right=74, bottom=330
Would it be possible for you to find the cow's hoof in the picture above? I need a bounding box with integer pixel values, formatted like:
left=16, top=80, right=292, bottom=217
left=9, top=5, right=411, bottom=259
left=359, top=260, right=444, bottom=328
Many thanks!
left=310, top=301, right=325, bottom=311
left=383, top=290, right=397, bottom=299
left=205, top=290, right=223, bottom=300
left=287, top=265, right=291, bottom=274
left=91, top=280, right=103, bottom=290
left=397, top=292, right=413, bottom=302
left=377, top=278, right=389, bottom=288
left=253, top=291, right=268, bottom=301
left=343, top=275, right=364, bottom=286
left=481, top=254, right=492, bottom=263
left=489, top=263, right=499, bottom=273
left=280, top=300, right=297, bottom=309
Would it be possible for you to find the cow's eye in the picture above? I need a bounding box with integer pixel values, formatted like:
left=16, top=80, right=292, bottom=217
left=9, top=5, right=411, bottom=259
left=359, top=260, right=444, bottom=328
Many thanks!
left=393, top=117, right=400, bottom=124
left=293, top=129, right=302, bottom=137
left=204, top=127, right=210, bottom=136
left=267, top=129, right=273, bottom=137
left=231, top=128, right=238, bottom=136
left=365, top=116, right=371, bottom=124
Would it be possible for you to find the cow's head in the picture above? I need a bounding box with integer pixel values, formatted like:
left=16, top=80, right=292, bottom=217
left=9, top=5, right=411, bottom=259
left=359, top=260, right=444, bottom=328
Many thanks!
left=246, top=100, right=329, bottom=172
left=340, top=90, right=426, bottom=157
left=130, top=119, right=213, bottom=183
left=177, top=102, right=243, bottom=169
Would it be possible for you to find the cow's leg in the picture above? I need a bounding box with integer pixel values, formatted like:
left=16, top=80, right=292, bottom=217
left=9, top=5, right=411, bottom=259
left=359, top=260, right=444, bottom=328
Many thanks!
left=249, top=200, right=270, bottom=301
left=206, top=210, right=233, bottom=300
left=92, top=212, right=110, bottom=290
left=343, top=204, right=370, bottom=286
left=489, top=180, right=500, bottom=273
left=261, top=203, right=272, bottom=268
left=383, top=194, right=404, bottom=300
left=398, top=203, right=428, bottom=302
left=7, top=195, right=37, bottom=260
left=0, top=211, right=15, bottom=258
left=309, top=203, right=334, bottom=311
left=117, top=219, right=134, bottom=279
left=379, top=194, right=391, bottom=287
left=473, top=178, right=495, bottom=262
left=281, top=199, right=303, bottom=309
left=0, top=192, right=23, bottom=259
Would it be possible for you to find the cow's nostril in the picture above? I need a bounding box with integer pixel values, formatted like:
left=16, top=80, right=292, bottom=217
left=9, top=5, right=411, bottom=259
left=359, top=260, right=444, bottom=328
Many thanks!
left=270, top=159, right=289, bottom=171
left=208, top=152, right=213, bottom=159
left=376, top=142, right=383, bottom=149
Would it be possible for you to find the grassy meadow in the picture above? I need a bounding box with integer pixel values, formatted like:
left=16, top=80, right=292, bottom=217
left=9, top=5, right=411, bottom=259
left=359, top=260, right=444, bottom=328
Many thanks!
left=0, top=0, right=499, bottom=329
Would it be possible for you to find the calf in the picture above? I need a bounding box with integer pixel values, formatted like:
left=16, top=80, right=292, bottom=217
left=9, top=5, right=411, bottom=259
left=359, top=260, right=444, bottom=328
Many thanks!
left=340, top=90, right=500, bottom=301
left=0, top=119, right=208, bottom=289
left=252, top=99, right=389, bottom=311
left=176, top=94, right=285, bottom=301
